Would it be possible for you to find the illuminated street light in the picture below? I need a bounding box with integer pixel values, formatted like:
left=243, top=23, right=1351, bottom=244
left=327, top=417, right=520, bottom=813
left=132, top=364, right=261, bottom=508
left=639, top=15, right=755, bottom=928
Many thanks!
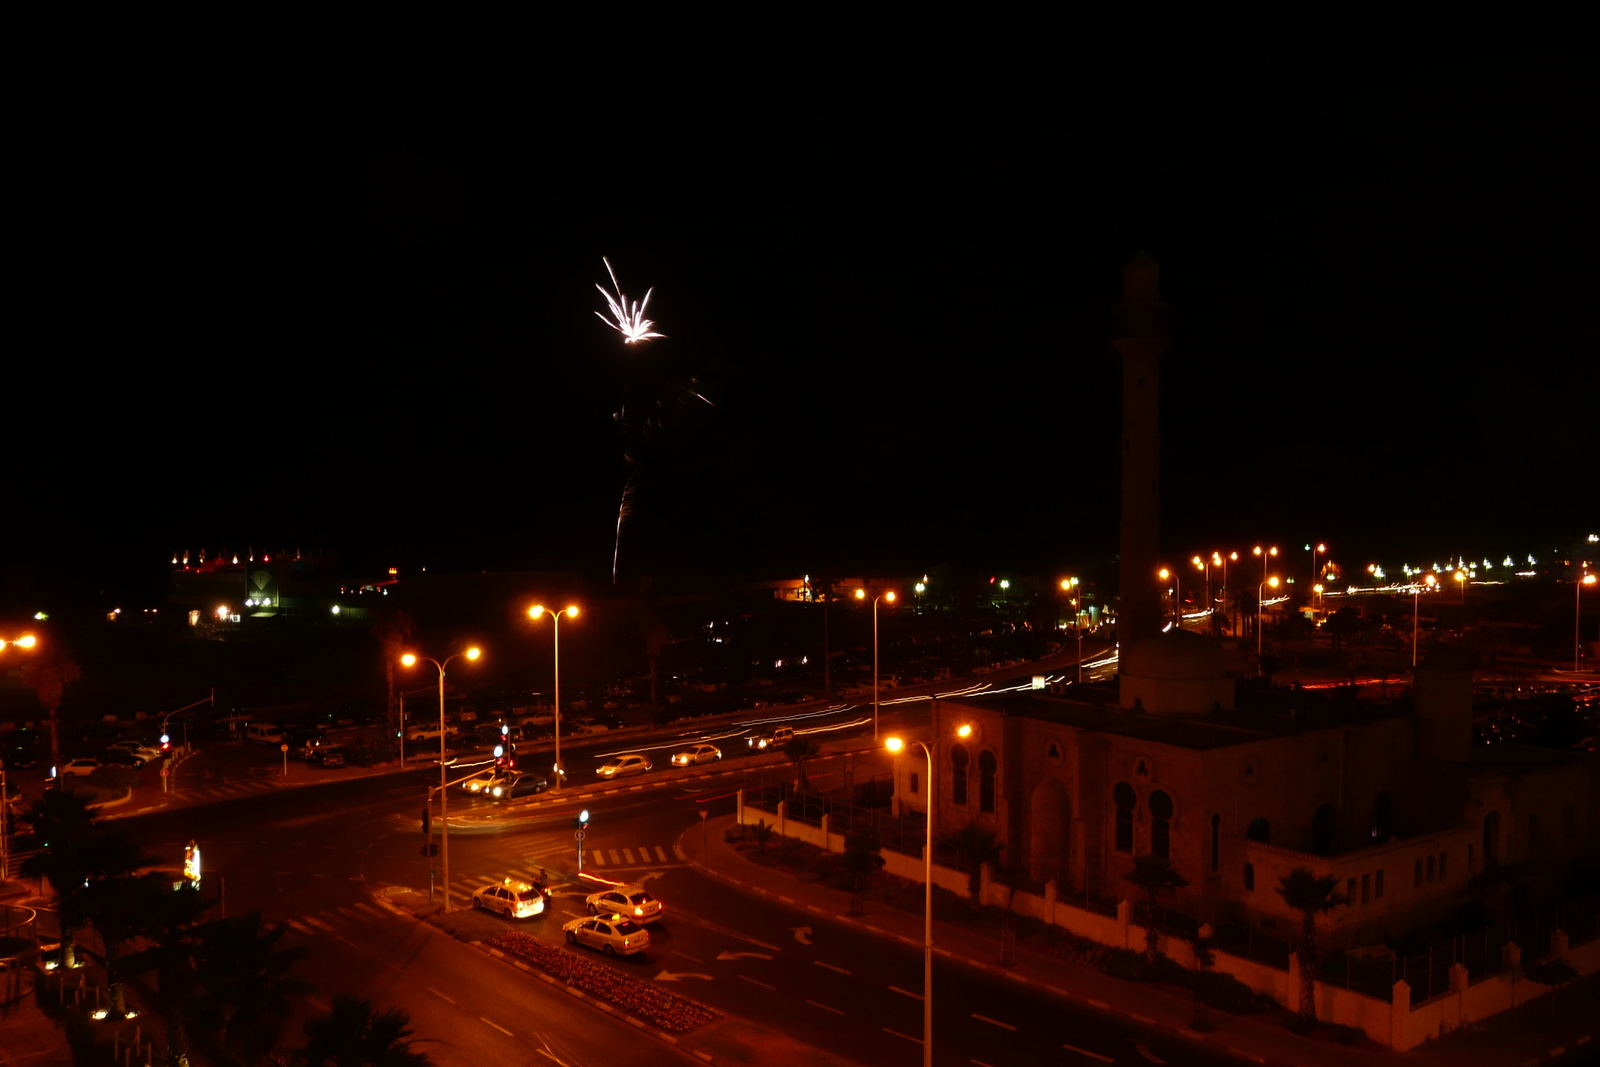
left=1454, top=570, right=1468, bottom=605
left=1579, top=572, right=1597, bottom=672
left=886, top=719, right=973, bottom=1067
left=1060, top=577, right=1083, bottom=683
left=400, top=645, right=484, bottom=910
left=856, top=589, right=897, bottom=740
left=1158, top=567, right=1179, bottom=631
left=1413, top=574, right=1438, bottom=666
left=528, top=605, right=581, bottom=791
left=1257, top=576, right=1279, bottom=671
left=1309, top=542, right=1327, bottom=592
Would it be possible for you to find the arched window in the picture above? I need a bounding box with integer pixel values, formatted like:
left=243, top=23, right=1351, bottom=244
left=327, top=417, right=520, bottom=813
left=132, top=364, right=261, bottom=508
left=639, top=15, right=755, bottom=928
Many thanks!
left=978, top=750, right=998, bottom=813
left=1149, top=790, right=1173, bottom=860
left=1246, top=817, right=1271, bottom=843
left=1114, top=782, right=1136, bottom=853
left=1483, top=810, right=1500, bottom=867
left=950, top=744, right=970, bottom=806
left=1312, top=804, right=1336, bottom=856
left=1210, top=814, right=1221, bottom=873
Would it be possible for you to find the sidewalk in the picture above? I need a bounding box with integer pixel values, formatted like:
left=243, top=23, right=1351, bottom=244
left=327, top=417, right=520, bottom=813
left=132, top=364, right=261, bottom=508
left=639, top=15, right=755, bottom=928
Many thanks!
left=680, top=814, right=1595, bottom=1067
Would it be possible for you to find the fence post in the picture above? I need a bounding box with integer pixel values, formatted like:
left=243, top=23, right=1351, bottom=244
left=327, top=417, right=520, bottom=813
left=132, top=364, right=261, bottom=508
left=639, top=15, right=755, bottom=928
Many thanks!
left=1117, top=899, right=1133, bottom=950
left=736, top=787, right=744, bottom=825
left=1390, top=979, right=1412, bottom=1050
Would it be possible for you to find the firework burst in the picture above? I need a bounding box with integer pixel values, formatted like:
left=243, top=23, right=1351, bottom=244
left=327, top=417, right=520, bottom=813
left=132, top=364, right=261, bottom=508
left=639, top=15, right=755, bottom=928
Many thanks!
left=595, top=257, right=664, bottom=344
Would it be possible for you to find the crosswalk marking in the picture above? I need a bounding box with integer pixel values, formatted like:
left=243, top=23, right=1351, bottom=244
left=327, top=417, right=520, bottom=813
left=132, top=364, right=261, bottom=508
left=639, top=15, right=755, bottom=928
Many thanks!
left=286, top=919, right=313, bottom=935
left=608, top=850, right=621, bottom=864
left=353, top=903, right=387, bottom=920
left=591, top=851, right=606, bottom=866
left=303, top=915, right=337, bottom=933
left=654, top=846, right=668, bottom=862
left=673, top=845, right=686, bottom=861
left=622, top=848, right=636, bottom=863
left=336, top=907, right=361, bottom=920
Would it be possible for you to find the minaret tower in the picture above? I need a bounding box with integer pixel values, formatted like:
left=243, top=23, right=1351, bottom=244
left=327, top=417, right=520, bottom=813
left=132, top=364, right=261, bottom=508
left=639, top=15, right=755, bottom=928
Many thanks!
left=1111, top=252, right=1170, bottom=660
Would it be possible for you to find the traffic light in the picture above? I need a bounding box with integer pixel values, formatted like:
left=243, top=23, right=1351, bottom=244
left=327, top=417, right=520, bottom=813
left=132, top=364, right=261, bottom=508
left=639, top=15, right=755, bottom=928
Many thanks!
left=420, top=806, right=431, bottom=838
left=573, top=808, right=590, bottom=830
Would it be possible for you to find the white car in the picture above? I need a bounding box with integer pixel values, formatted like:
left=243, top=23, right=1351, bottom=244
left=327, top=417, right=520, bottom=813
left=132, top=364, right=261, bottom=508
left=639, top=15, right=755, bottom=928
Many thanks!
left=584, top=883, right=663, bottom=924
left=562, top=914, right=650, bottom=957
left=597, top=754, right=651, bottom=779
left=671, top=744, right=721, bottom=767
left=108, top=740, right=162, bottom=762
left=460, top=769, right=510, bottom=795
left=472, top=878, right=547, bottom=919
left=60, top=758, right=103, bottom=778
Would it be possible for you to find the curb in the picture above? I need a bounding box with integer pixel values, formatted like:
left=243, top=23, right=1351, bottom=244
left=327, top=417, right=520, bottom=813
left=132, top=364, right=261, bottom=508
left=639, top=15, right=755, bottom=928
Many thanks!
left=369, top=888, right=717, bottom=1063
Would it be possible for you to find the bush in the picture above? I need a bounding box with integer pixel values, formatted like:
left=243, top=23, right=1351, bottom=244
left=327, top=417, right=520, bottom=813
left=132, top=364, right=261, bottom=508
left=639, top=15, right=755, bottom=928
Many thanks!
left=1096, top=948, right=1147, bottom=981
left=1193, top=971, right=1269, bottom=1014
left=1333, top=1023, right=1364, bottom=1046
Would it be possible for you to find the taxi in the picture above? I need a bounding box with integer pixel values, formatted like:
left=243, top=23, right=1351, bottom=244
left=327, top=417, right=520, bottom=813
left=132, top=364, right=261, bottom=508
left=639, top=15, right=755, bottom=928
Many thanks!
left=471, top=878, right=547, bottom=919
left=460, top=769, right=509, bottom=795
left=671, top=743, right=721, bottom=766
left=584, top=882, right=664, bottom=923
left=562, top=914, right=650, bottom=956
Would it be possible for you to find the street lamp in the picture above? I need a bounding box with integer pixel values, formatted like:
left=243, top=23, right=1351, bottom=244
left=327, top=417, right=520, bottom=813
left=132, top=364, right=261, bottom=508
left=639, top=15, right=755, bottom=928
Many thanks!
left=1158, top=567, right=1179, bottom=631
left=886, top=720, right=973, bottom=1067
left=1412, top=573, right=1438, bottom=666
left=856, top=588, right=897, bottom=740
left=1192, top=556, right=1212, bottom=630
left=400, top=645, right=483, bottom=911
left=1060, top=578, right=1083, bottom=683
left=1257, top=576, right=1279, bottom=671
left=528, top=605, right=580, bottom=791
left=1309, top=542, right=1326, bottom=591
left=1578, top=572, right=1597, bottom=672
left=1454, top=570, right=1468, bottom=605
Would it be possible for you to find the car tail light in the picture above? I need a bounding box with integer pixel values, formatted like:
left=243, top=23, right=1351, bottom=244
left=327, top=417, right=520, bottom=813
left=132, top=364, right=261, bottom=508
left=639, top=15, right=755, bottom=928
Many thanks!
left=635, top=906, right=643, bottom=916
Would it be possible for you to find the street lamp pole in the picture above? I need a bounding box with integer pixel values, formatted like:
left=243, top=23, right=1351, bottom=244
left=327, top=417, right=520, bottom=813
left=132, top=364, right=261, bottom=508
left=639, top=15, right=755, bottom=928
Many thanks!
left=887, top=720, right=972, bottom=1067
left=529, top=605, right=580, bottom=792
left=1060, top=578, right=1082, bottom=683
left=1412, top=574, right=1437, bottom=667
left=857, top=588, right=897, bottom=741
left=1257, top=576, right=1279, bottom=672
left=1578, top=572, right=1597, bottom=672
left=400, top=646, right=482, bottom=911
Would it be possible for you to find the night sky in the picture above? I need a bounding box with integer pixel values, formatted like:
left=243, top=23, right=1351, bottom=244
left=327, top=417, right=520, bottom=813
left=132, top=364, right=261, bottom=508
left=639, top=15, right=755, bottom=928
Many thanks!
left=10, top=13, right=1595, bottom=607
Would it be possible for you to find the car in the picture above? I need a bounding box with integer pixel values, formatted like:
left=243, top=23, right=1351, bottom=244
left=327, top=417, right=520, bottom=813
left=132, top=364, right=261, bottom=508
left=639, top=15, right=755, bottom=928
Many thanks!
left=562, top=914, right=650, bottom=956
left=100, top=748, right=147, bottom=768
left=489, top=772, right=550, bottom=800
left=584, top=883, right=663, bottom=923
left=460, top=768, right=512, bottom=794
left=596, top=754, right=651, bottom=779
left=60, top=758, right=103, bottom=778
left=472, top=878, right=547, bottom=919
left=309, top=745, right=347, bottom=768
left=747, top=725, right=795, bottom=750
left=671, top=744, right=722, bottom=767
left=107, top=740, right=163, bottom=762
left=406, top=723, right=457, bottom=744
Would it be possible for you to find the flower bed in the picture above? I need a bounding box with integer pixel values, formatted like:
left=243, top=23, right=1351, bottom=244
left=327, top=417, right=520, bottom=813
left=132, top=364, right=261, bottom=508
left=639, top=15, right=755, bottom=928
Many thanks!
left=489, top=931, right=720, bottom=1033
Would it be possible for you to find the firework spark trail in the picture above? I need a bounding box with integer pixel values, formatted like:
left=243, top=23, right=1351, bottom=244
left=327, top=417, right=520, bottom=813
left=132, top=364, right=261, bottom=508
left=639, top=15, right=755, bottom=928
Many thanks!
left=612, top=471, right=637, bottom=585
left=595, top=257, right=664, bottom=345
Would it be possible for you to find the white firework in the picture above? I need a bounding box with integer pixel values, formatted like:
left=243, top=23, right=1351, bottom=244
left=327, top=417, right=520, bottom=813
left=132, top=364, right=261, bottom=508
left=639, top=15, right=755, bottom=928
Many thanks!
left=595, top=257, right=663, bottom=344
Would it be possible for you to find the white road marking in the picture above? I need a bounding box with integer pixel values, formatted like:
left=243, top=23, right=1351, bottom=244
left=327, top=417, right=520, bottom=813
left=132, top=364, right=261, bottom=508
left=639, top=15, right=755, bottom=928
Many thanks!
left=623, top=848, right=636, bottom=863
left=480, top=1017, right=513, bottom=1036
left=672, top=951, right=703, bottom=963
left=536, top=1050, right=569, bottom=1067
left=806, top=999, right=845, bottom=1015
left=591, top=851, right=606, bottom=866
left=972, top=1014, right=1016, bottom=1031
left=608, top=850, right=621, bottom=864
left=1136, top=1043, right=1166, bottom=1064
left=654, top=846, right=669, bottom=861
left=972, top=1061, right=998, bottom=1067
left=303, top=915, right=337, bottom=933
left=889, top=985, right=923, bottom=1000
left=814, top=960, right=851, bottom=975
left=737, top=975, right=776, bottom=990
left=884, top=1028, right=923, bottom=1045
left=1063, top=1044, right=1115, bottom=1062
left=427, top=987, right=455, bottom=1004
left=285, top=919, right=313, bottom=935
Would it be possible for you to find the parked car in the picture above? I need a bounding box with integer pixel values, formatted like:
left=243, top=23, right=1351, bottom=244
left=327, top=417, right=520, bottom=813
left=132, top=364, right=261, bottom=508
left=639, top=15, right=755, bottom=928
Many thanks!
left=100, top=748, right=147, bottom=768
left=309, top=745, right=347, bottom=768
left=107, top=740, right=163, bottom=762
left=60, top=758, right=103, bottom=778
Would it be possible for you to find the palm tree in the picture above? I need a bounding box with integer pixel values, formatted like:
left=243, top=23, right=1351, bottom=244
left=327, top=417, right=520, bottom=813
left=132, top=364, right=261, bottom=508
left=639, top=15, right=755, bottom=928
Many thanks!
left=118, top=880, right=215, bottom=1066
left=781, top=736, right=822, bottom=792
left=842, top=827, right=886, bottom=891
left=1276, top=867, right=1347, bottom=1023
left=20, top=648, right=81, bottom=772
left=298, top=993, right=432, bottom=1066
left=942, top=822, right=1003, bottom=907
left=1122, top=855, right=1191, bottom=964
left=20, top=787, right=144, bottom=968
left=189, top=912, right=312, bottom=1065
left=372, top=611, right=416, bottom=734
